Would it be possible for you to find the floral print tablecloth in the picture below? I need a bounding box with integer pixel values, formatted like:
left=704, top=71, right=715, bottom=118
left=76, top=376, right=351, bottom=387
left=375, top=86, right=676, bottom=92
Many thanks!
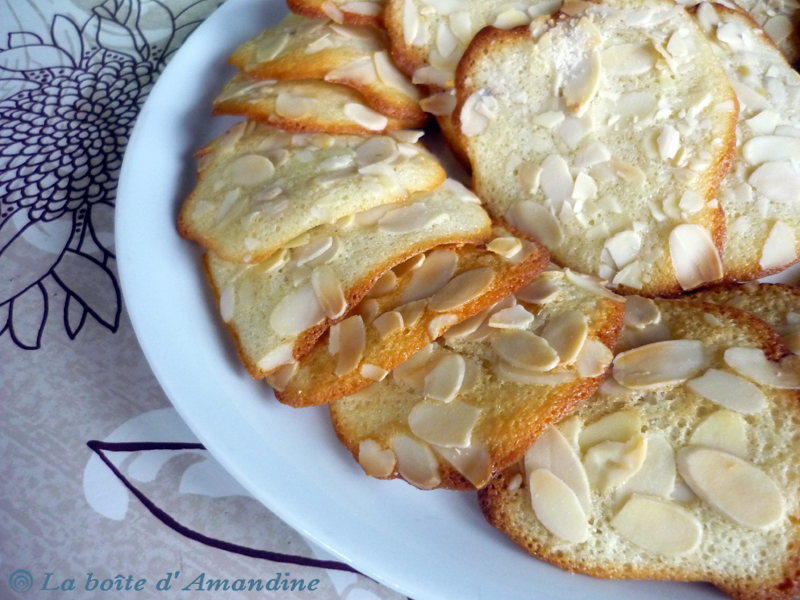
left=0, top=2, right=406, bottom=598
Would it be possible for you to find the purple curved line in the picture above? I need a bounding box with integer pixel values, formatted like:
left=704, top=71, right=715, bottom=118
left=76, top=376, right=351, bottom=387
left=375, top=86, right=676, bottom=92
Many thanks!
left=85, top=440, right=364, bottom=574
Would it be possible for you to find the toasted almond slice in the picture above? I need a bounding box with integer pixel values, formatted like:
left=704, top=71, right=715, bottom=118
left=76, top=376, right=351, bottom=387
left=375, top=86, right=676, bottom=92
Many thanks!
left=623, top=296, right=661, bottom=330
left=576, top=339, right=613, bottom=378
left=256, top=343, right=295, bottom=373
left=295, top=236, right=334, bottom=267
left=365, top=270, right=398, bottom=298
left=540, top=155, right=574, bottom=205
left=229, top=154, right=275, bottom=186
left=491, top=330, right=559, bottom=372
left=344, top=103, right=388, bottom=131
left=372, top=310, right=404, bottom=338
left=525, top=426, right=591, bottom=513
left=724, top=348, right=800, bottom=389
left=265, top=361, right=298, bottom=392
left=393, top=252, right=426, bottom=277
left=578, top=410, right=641, bottom=452
left=393, top=343, right=435, bottom=389
left=360, top=363, right=389, bottom=381
left=424, top=353, right=466, bottom=402
left=563, top=47, right=601, bottom=116
left=515, top=275, right=561, bottom=304
left=311, top=265, right=347, bottom=319
left=602, top=42, right=657, bottom=76
left=461, top=90, right=492, bottom=136
left=378, top=203, right=441, bottom=234
left=488, top=304, right=536, bottom=329
left=373, top=51, right=420, bottom=100
left=355, top=137, right=399, bottom=167
left=614, top=435, right=676, bottom=503
left=760, top=221, right=797, bottom=271
left=392, top=435, right=441, bottom=489
left=677, top=446, right=784, bottom=530
left=686, top=369, right=766, bottom=414
left=434, top=442, right=492, bottom=488
left=583, top=434, right=647, bottom=492
left=689, top=410, right=748, bottom=458
left=506, top=201, right=563, bottom=248
left=335, top=315, right=366, bottom=377
left=428, top=267, right=495, bottom=312
left=529, top=468, right=589, bottom=543
left=564, top=269, right=624, bottom=301
left=612, top=494, right=702, bottom=556
left=604, top=230, right=642, bottom=269
left=420, top=92, right=457, bottom=116
left=220, top=285, right=235, bottom=322
left=669, top=225, right=723, bottom=290
left=408, top=399, right=481, bottom=448
left=494, top=361, right=576, bottom=385
left=403, top=0, right=419, bottom=45
left=401, top=249, right=459, bottom=303
left=357, top=298, right=380, bottom=325
left=396, top=299, right=428, bottom=327
left=358, top=439, right=396, bottom=477
left=487, top=237, right=523, bottom=259
left=613, top=340, right=708, bottom=389
left=270, top=283, right=325, bottom=336
left=428, top=314, right=458, bottom=338
left=749, top=162, right=800, bottom=205
left=541, top=311, right=588, bottom=365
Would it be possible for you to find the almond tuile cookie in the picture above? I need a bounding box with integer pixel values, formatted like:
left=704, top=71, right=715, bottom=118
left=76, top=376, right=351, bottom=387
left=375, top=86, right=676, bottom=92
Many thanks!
left=177, top=120, right=445, bottom=264
left=329, top=267, right=625, bottom=490
left=228, top=14, right=425, bottom=123
left=454, top=0, right=738, bottom=296
left=690, top=281, right=800, bottom=353
left=203, top=183, right=492, bottom=379
left=480, top=298, right=800, bottom=600
left=213, top=76, right=421, bottom=134
left=691, top=3, right=800, bottom=281
left=287, top=0, right=385, bottom=28
left=275, top=229, right=549, bottom=406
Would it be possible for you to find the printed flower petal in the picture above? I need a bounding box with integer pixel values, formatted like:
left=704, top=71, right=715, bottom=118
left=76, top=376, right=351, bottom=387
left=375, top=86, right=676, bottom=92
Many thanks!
left=9, top=283, right=48, bottom=349
left=51, top=16, right=84, bottom=65
left=52, top=250, right=120, bottom=331
left=64, top=293, right=88, bottom=340
left=8, top=32, right=43, bottom=48
left=0, top=45, right=74, bottom=71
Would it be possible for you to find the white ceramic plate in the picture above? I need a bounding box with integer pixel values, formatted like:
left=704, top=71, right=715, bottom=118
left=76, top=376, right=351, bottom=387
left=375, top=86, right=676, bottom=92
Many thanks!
left=116, top=1, right=794, bottom=598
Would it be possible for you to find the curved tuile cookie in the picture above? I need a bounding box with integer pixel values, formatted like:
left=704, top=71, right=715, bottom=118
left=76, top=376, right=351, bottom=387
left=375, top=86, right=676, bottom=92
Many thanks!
left=228, top=14, right=425, bottom=123
left=287, top=0, right=386, bottom=28
left=678, top=0, right=800, bottom=63
left=213, top=75, right=421, bottom=134
left=692, top=4, right=800, bottom=281
left=177, top=120, right=445, bottom=264
left=203, top=183, right=492, bottom=379
left=383, top=0, right=562, bottom=83
left=479, top=298, right=800, bottom=600
left=329, top=268, right=625, bottom=490
left=274, top=230, right=549, bottom=406
left=690, top=282, right=800, bottom=354
left=454, top=0, right=738, bottom=296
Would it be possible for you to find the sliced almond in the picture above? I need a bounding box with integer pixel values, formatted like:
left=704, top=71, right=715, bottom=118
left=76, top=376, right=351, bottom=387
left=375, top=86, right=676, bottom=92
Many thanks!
left=434, top=442, right=492, bottom=488
left=335, top=315, right=366, bottom=377
left=742, top=136, right=800, bottom=166
left=428, top=314, right=458, bottom=338
left=372, top=310, right=404, bottom=338
left=491, top=330, right=559, bottom=372
left=760, top=221, right=797, bottom=271
left=355, top=136, right=398, bottom=167
left=220, top=285, right=235, bottom=322
left=396, top=299, right=428, bottom=327
left=311, top=265, right=347, bottom=319
left=360, top=363, right=389, bottom=381
left=344, top=103, right=388, bottom=131
left=602, top=42, right=657, bottom=76
left=377, top=203, right=441, bottom=233
left=428, top=267, right=495, bottom=312
left=614, top=435, right=676, bottom=503
left=358, top=298, right=380, bottom=325
left=270, top=283, right=325, bottom=336
left=365, top=270, right=397, bottom=298
left=529, top=468, right=589, bottom=543
left=749, top=162, right=800, bottom=205
left=409, top=399, right=481, bottom=448
left=423, top=353, right=466, bottom=402
left=724, top=347, right=800, bottom=389
left=686, top=369, right=766, bottom=414
left=614, top=340, right=708, bottom=389
left=515, top=275, right=561, bottom=304
left=623, top=296, right=661, bottom=330
left=295, top=236, right=334, bottom=267
left=525, top=426, right=591, bottom=512
left=461, top=90, right=492, bottom=137
left=265, top=361, right=298, bottom=392
left=576, top=339, right=613, bottom=378
left=562, top=21, right=602, bottom=114
left=391, top=435, right=441, bottom=489
left=583, top=434, right=647, bottom=492
left=541, top=311, right=589, bottom=365
left=444, top=307, right=490, bottom=339
left=393, top=343, right=435, bottom=389
left=689, top=410, right=748, bottom=458
left=401, top=249, right=459, bottom=303
left=488, top=305, right=535, bottom=329
left=677, top=446, right=784, bottom=530
left=564, top=269, right=624, bottom=301
left=506, top=201, right=563, bottom=248
left=487, top=237, right=522, bottom=259
left=256, top=343, right=295, bottom=373
left=669, top=224, right=723, bottom=290
left=373, top=51, right=420, bottom=100
left=604, top=230, right=642, bottom=269
left=403, top=0, right=420, bottom=45
left=540, top=155, right=574, bottom=205
left=420, top=92, right=457, bottom=116
left=358, top=439, right=396, bottom=477
left=578, top=410, right=640, bottom=453
left=229, top=154, right=275, bottom=186
left=494, top=361, right=576, bottom=385
left=612, top=494, right=702, bottom=556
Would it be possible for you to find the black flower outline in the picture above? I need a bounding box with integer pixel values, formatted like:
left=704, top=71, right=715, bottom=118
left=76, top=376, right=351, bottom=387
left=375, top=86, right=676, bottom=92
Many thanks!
left=0, top=0, right=220, bottom=349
